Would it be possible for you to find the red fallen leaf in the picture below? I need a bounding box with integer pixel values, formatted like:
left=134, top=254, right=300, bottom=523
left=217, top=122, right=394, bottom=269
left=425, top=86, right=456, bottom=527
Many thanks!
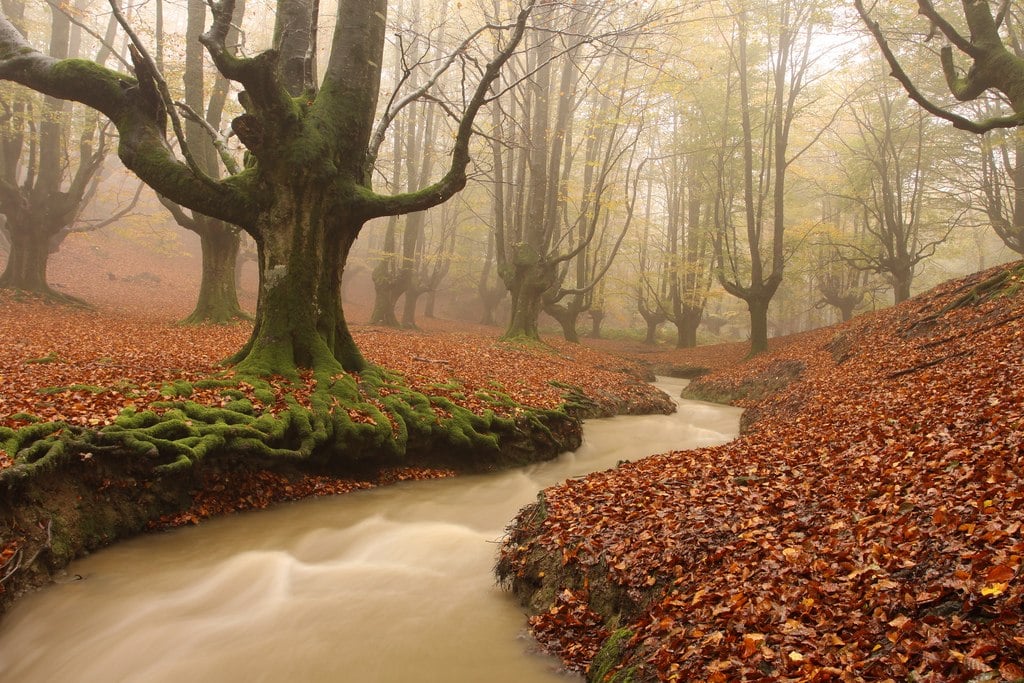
left=741, top=632, right=765, bottom=658
left=985, top=564, right=1016, bottom=582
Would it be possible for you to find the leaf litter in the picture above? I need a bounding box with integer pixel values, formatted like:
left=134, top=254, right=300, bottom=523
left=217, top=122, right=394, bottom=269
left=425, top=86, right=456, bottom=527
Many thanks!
left=501, top=263, right=1024, bottom=681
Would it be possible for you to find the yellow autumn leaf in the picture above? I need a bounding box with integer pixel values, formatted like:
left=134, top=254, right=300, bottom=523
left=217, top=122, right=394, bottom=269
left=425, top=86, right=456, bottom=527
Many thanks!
left=981, top=582, right=1008, bottom=597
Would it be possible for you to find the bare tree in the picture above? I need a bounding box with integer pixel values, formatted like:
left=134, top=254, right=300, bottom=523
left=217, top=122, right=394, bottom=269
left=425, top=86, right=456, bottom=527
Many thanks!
left=713, top=0, right=822, bottom=354
left=832, top=86, right=958, bottom=304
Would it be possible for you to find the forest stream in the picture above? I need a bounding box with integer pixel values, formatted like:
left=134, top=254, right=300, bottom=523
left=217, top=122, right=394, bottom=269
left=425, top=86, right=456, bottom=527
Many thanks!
left=0, top=378, right=742, bottom=682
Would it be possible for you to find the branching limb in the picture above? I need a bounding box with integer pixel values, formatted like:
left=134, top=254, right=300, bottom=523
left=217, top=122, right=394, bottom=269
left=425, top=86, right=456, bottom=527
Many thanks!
left=367, top=23, right=492, bottom=167
left=109, top=0, right=216, bottom=186
left=915, top=0, right=979, bottom=57
left=175, top=100, right=241, bottom=175
left=363, top=0, right=537, bottom=219
left=855, top=0, right=1024, bottom=133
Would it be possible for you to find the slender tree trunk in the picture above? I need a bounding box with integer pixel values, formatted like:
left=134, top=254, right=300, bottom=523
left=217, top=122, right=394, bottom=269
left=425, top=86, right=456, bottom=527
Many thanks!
left=184, top=223, right=246, bottom=323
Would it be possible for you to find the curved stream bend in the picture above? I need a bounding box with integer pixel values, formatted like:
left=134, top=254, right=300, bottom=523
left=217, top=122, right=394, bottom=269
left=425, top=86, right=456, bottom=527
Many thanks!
left=0, top=378, right=742, bottom=682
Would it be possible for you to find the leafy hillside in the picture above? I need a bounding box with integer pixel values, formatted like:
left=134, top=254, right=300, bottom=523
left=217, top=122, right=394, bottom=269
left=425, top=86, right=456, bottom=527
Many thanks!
left=499, top=262, right=1024, bottom=681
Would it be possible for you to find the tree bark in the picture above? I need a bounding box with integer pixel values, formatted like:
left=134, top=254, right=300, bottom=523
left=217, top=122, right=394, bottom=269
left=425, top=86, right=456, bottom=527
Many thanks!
left=0, top=218, right=52, bottom=294
left=229, top=189, right=368, bottom=375
left=676, top=306, right=701, bottom=349
left=747, top=293, right=772, bottom=356
left=184, top=224, right=246, bottom=323
left=588, top=309, right=603, bottom=339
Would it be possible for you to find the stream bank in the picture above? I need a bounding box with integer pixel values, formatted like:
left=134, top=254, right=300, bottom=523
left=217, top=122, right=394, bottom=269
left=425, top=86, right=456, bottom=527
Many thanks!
left=0, top=378, right=671, bottom=619
left=0, top=378, right=739, bottom=682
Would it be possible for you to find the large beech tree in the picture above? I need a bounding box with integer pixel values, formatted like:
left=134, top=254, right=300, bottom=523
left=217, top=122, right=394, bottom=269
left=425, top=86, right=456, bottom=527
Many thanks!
left=0, top=0, right=533, bottom=376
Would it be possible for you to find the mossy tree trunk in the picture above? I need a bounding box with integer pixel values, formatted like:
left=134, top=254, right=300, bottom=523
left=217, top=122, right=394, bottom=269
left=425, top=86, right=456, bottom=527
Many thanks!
left=229, top=187, right=367, bottom=376
left=502, top=246, right=557, bottom=339
left=0, top=0, right=535, bottom=378
left=161, top=200, right=248, bottom=324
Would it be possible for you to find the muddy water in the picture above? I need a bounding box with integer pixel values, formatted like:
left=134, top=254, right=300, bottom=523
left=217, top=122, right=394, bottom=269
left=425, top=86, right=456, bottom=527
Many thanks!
left=0, top=378, right=741, bottom=682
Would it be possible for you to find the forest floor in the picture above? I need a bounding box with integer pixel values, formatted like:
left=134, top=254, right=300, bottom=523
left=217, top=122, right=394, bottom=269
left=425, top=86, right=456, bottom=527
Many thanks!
left=499, top=261, right=1024, bottom=681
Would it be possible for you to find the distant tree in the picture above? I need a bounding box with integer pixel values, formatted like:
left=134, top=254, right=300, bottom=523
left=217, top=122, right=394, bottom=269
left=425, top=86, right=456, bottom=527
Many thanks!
left=369, top=0, right=444, bottom=328
left=159, top=0, right=249, bottom=324
left=634, top=186, right=670, bottom=345
left=856, top=0, right=1024, bottom=260
left=972, top=107, right=1024, bottom=255
left=713, top=0, right=823, bottom=354
left=832, top=86, right=958, bottom=304
left=0, top=0, right=116, bottom=300
left=489, top=4, right=660, bottom=341
left=541, top=54, right=644, bottom=343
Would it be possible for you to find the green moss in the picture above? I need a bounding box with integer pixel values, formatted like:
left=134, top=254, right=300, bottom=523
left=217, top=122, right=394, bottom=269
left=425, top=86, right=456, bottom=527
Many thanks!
left=8, top=412, right=43, bottom=423
left=8, top=422, right=65, bottom=459
left=24, top=352, right=60, bottom=364
left=223, top=399, right=255, bottom=415
left=112, top=409, right=161, bottom=429
left=253, top=388, right=276, bottom=405
left=195, top=378, right=237, bottom=390
left=35, top=384, right=107, bottom=395
left=589, top=629, right=637, bottom=683
left=160, top=380, right=194, bottom=398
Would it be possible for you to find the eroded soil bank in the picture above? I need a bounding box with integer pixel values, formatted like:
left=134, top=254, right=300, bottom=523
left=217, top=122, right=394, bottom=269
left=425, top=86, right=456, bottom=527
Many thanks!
left=499, top=262, right=1024, bottom=681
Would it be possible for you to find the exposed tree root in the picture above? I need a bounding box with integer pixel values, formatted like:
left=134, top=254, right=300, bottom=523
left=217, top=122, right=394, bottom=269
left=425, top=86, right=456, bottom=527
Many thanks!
left=906, top=262, right=1024, bottom=335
